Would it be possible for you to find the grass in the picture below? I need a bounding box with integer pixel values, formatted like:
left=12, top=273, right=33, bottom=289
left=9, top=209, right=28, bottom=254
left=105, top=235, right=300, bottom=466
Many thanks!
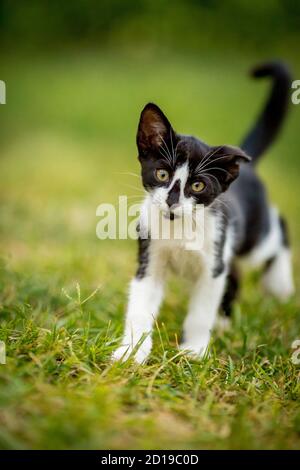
left=0, top=49, right=300, bottom=449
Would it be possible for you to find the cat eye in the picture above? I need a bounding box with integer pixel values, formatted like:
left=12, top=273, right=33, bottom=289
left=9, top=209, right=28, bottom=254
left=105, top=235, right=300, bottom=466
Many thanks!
left=155, top=169, right=170, bottom=183
left=191, top=181, right=205, bottom=192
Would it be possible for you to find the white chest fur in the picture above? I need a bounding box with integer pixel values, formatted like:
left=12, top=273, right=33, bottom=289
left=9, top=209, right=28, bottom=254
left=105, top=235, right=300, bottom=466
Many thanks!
left=112, top=199, right=233, bottom=364
left=141, top=198, right=221, bottom=281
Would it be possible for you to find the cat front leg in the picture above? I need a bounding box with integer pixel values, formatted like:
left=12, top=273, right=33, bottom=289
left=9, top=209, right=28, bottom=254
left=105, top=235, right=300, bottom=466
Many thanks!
left=180, top=268, right=227, bottom=358
left=112, top=275, right=164, bottom=363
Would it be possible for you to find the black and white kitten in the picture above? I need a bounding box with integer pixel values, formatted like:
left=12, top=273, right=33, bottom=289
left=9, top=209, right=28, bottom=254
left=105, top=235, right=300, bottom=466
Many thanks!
left=113, top=62, right=295, bottom=364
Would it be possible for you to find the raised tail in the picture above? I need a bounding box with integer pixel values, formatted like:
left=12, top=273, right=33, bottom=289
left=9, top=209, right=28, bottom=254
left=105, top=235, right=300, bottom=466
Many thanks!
left=240, top=61, right=292, bottom=164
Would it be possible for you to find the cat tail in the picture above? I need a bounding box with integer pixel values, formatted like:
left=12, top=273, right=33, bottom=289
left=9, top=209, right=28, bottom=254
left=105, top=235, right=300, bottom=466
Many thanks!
left=240, top=61, right=292, bottom=164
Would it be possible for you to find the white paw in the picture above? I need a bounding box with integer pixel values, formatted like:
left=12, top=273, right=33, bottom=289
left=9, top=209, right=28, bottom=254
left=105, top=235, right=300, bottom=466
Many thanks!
left=134, top=345, right=151, bottom=364
left=111, top=337, right=152, bottom=364
left=262, top=248, right=295, bottom=302
left=179, top=340, right=209, bottom=360
left=111, top=344, right=132, bottom=363
left=262, top=274, right=295, bottom=302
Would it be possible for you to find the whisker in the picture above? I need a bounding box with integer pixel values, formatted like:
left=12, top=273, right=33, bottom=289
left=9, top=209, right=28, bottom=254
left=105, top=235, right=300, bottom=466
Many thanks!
left=174, top=141, right=180, bottom=164
left=121, top=183, right=145, bottom=193
left=194, top=146, right=226, bottom=173
left=203, top=166, right=232, bottom=178
left=158, top=138, right=173, bottom=165
left=195, top=150, right=229, bottom=172
left=170, top=129, right=175, bottom=165
left=194, top=146, right=223, bottom=172
left=201, top=171, right=222, bottom=192
left=117, top=171, right=140, bottom=178
left=208, top=145, right=225, bottom=158
left=160, top=135, right=173, bottom=163
left=195, top=153, right=232, bottom=173
left=159, top=146, right=172, bottom=166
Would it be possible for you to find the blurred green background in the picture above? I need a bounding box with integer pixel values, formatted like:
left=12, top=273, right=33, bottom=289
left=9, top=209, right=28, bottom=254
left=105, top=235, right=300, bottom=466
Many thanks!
left=0, top=0, right=300, bottom=450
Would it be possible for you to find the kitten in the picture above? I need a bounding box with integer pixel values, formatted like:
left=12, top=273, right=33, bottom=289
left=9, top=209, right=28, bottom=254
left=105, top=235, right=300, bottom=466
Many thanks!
left=112, top=61, right=295, bottom=364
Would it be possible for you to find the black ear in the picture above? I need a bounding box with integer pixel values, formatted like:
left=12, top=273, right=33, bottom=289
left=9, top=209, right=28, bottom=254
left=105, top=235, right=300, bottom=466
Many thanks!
left=206, top=145, right=251, bottom=191
left=137, top=103, right=175, bottom=155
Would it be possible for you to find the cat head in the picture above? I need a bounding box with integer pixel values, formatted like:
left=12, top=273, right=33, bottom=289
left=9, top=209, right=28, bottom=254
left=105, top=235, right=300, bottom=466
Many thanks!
left=137, top=103, right=250, bottom=218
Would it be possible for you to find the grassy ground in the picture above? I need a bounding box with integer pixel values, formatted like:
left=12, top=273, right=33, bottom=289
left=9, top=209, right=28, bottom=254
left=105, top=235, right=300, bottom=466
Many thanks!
left=0, top=51, right=300, bottom=449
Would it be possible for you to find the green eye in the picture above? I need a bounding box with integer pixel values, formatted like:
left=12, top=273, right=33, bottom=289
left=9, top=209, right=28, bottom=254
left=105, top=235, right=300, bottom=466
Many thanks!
left=191, top=181, right=205, bottom=192
left=155, top=169, right=170, bottom=182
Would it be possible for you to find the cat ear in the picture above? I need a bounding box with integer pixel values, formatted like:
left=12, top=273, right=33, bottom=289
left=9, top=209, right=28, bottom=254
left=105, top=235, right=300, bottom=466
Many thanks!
left=207, top=145, right=251, bottom=190
left=137, top=103, right=175, bottom=155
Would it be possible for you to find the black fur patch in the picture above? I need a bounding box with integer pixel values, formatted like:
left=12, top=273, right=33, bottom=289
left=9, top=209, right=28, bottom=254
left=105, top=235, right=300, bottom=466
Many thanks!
left=232, top=167, right=271, bottom=256
left=241, top=61, right=291, bottom=163
left=136, top=236, right=150, bottom=279
left=221, top=265, right=240, bottom=316
left=263, top=255, right=276, bottom=273
left=212, top=210, right=228, bottom=278
left=279, top=215, right=290, bottom=247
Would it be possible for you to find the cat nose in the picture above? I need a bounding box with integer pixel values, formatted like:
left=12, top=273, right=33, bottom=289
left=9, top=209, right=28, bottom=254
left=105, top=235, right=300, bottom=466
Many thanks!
left=166, top=179, right=180, bottom=208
